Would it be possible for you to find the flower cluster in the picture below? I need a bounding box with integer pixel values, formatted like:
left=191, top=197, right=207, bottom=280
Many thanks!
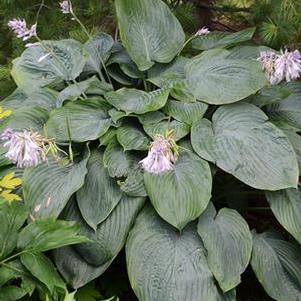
left=258, top=49, right=301, bottom=85
left=0, top=128, right=57, bottom=168
left=195, top=27, right=210, bottom=36
left=60, top=1, right=71, bottom=14
left=140, top=134, right=177, bottom=174
left=8, top=19, right=37, bottom=41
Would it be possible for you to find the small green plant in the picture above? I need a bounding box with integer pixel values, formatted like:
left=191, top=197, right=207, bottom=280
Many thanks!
left=0, top=200, right=88, bottom=300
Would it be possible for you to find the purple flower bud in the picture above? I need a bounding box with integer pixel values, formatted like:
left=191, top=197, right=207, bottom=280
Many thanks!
left=195, top=27, right=210, bottom=36
left=139, top=135, right=176, bottom=174
left=60, top=1, right=70, bottom=14
left=274, top=49, right=301, bottom=82
left=1, top=128, right=46, bottom=168
left=8, top=19, right=37, bottom=41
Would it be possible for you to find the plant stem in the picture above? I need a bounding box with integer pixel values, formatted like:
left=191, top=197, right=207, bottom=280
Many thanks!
left=69, top=0, right=112, bottom=85
left=0, top=250, right=26, bottom=265
left=178, top=35, right=196, bottom=56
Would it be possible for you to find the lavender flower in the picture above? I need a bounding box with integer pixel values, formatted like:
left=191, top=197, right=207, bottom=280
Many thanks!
left=258, top=49, right=301, bottom=85
left=1, top=128, right=46, bottom=168
left=139, top=135, right=176, bottom=174
left=195, top=27, right=210, bottom=36
left=257, top=51, right=279, bottom=85
left=274, top=49, right=301, bottom=82
left=8, top=19, right=37, bottom=41
left=60, top=1, right=71, bottom=14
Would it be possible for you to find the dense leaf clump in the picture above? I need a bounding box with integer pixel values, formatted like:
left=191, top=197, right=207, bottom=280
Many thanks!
left=1, top=0, right=301, bottom=300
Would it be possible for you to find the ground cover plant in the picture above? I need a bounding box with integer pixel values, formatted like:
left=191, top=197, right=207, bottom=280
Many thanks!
left=0, top=0, right=301, bottom=300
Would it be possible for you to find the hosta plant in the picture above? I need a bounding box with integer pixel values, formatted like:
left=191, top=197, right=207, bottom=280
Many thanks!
left=1, top=0, right=301, bottom=300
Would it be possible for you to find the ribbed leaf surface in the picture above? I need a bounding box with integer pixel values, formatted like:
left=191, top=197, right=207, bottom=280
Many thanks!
left=186, top=49, right=267, bottom=104
left=77, top=149, right=122, bottom=230
left=266, top=188, right=301, bottom=244
left=191, top=102, right=299, bottom=190
left=144, top=149, right=212, bottom=230
left=197, top=203, right=252, bottom=292
left=126, top=206, right=236, bottom=301
left=23, top=153, right=89, bottom=219
left=115, top=0, right=185, bottom=71
left=251, top=231, right=301, bottom=301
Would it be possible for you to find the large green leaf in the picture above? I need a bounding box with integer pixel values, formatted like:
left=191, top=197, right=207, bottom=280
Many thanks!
left=147, top=57, right=195, bottom=102
left=120, top=167, right=147, bottom=197
left=11, top=40, right=88, bottom=92
left=107, top=42, right=143, bottom=79
left=251, top=231, right=301, bottom=301
left=266, top=188, right=301, bottom=244
left=116, top=124, right=150, bottom=151
left=197, top=203, right=252, bottom=292
left=0, top=106, right=49, bottom=133
left=283, top=130, right=301, bottom=170
left=20, top=253, right=65, bottom=294
left=17, top=218, right=87, bottom=252
left=23, top=153, right=89, bottom=219
left=105, top=88, right=169, bottom=115
left=56, top=77, right=113, bottom=106
left=185, top=49, right=267, bottom=104
left=45, top=98, right=112, bottom=142
left=227, top=45, right=273, bottom=59
left=103, top=141, right=136, bottom=178
left=54, top=195, right=145, bottom=288
left=2, top=88, right=58, bottom=111
left=143, top=119, right=190, bottom=141
left=265, top=94, right=301, bottom=130
left=126, top=206, right=235, bottom=301
left=192, top=28, right=256, bottom=51
left=115, top=0, right=185, bottom=71
left=144, top=149, right=212, bottom=230
left=0, top=202, right=27, bottom=260
left=0, top=286, right=27, bottom=301
left=191, top=102, right=299, bottom=190
left=163, top=100, right=208, bottom=125
left=84, top=33, right=114, bottom=74
left=77, top=149, right=123, bottom=230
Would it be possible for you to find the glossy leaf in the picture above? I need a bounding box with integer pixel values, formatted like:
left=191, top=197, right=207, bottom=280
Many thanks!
left=192, top=28, right=256, bottom=51
left=163, top=100, right=208, bottom=125
left=105, top=88, right=169, bottom=115
left=0, top=202, right=27, bottom=260
left=186, top=49, right=267, bottom=104
left=84, top=33, right=114, bottom=74
left=0, top=286, right=26, bottom=301
left=126, top=206, right=235, bottom=301
left=144, top=149, right=212, bottom=230
left=55, top=195, right=145, bottom=288
left=115, top=0, right=185, bottom=71
left=197, top=203, right=252, bottom=292
left=191, top=103, right=299, bottom=190
left=77, top=149, right=123, bottom=230
left=45, top=98, right=112, bottom=142
left=2, top=88, right=58, bottom=111
left=116, top=124, right=150, bottom=151
left=148, top=56, right=195, bottom=102
left=266, top=93, right=301, bottom=130
left=266, top=188, right=301, bottom=244
left=103, top=141, right=135, bottom=178
left=251, top=231, right=301, bottom=301
left=23, top=153, right=89, bottom=219
left=11, top=39, right=88, bottom=92
left=0, top=106, right=49, bottom=133
left=143, top=119, right=190, bottom=141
